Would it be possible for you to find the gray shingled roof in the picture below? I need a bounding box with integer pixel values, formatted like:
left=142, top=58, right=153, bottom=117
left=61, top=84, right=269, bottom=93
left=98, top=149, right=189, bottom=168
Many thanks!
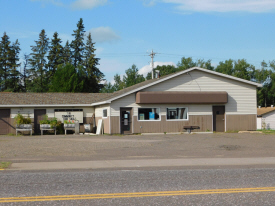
left=0, top=93, right=113, bottom=105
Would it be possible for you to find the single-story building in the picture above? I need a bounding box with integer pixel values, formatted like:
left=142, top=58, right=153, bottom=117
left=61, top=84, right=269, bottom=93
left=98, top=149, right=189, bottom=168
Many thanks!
left=257, top=106, right=275, bottom=130
left=0, top=67, right=262, bottom=135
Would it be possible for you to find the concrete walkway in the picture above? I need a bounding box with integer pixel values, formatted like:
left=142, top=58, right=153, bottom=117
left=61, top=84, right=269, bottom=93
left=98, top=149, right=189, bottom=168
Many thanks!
left=9, top=157, right=275, bottom=171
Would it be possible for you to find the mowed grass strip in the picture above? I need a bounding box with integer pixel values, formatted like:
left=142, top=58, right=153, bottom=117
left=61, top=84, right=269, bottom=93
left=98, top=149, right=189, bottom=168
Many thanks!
left=0, top=161, right=11, bottom=169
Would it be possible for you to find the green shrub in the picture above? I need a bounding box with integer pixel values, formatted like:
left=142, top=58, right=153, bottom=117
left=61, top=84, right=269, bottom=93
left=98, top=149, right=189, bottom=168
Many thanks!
left=56, top=121, right=64, bottom=134
left=40, top=115, right=58, bottom=128
left=14, top=114, right=31, bottom=125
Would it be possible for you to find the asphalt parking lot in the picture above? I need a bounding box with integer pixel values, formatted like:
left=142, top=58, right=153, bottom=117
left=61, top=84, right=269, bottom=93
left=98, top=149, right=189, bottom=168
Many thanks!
left=1, top=132, right=275, bottom=164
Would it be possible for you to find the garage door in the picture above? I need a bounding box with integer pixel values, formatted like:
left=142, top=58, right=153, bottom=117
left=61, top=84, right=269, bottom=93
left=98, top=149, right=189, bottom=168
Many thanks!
left=0, top=109, right=10, bottom=135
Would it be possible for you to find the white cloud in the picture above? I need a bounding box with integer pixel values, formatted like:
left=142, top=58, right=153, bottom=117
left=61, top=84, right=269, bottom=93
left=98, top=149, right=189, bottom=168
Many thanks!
left=162, top=0, right=275, bottom=13
left=70, top=0, right=108, bottom=10
left=139, top=61, right=176, bottom=76
left=86, top=27, right=120, bottom=43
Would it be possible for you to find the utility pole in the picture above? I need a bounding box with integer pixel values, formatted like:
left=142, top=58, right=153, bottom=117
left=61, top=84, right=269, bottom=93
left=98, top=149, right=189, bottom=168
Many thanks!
left=149, top=50, right=156, bottom=79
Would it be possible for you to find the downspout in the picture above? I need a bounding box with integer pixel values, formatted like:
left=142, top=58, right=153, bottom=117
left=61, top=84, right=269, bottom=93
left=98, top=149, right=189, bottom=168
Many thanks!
left=109, top=106, right=111, bottom=134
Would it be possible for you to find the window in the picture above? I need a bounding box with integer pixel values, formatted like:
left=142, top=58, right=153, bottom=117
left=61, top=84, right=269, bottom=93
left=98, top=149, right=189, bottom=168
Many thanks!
left=103, top=109, right=107, bottom=118
left=167, top=107, right=188, bottom=120
left=138, top=108, right=160, bottom=121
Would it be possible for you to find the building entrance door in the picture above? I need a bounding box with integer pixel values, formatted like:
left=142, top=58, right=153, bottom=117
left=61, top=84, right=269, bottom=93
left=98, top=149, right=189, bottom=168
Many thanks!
left=120, top=108, right=132, bottom=134
left=34, top=109, right=46, bottom=134
left=0, top=109, right=10, bottom=135
left=213, top=106, right=225, bottom=132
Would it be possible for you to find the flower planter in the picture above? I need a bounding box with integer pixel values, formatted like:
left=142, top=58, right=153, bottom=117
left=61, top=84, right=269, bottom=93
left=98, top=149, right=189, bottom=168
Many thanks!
left=64, top=124, right=76, bottom=135
left=16, top=124, right=32, bottom=136
left=64, top=124, right=75, bottom=128
left=16, top=124, right=32, bottom=129
left=40, top=124, right=56, bottom=135
left=40, top=124, right=52, bottom=129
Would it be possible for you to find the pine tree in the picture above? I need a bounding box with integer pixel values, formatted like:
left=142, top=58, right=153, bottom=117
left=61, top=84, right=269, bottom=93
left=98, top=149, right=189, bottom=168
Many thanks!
left=29, top=29, right=49, bottom=92
left=0, top=32, right=12, bottom=91
left=63, top=40, right=71, bottom=65
left=47, top=32, right=63, bottom=78
left=49, top=63, right=84, bottom=92
left=82, top=32, right=104, bottom=92
left=8, top=39, right=21, bottom=92
left=71, top=18, right=85, bottom=68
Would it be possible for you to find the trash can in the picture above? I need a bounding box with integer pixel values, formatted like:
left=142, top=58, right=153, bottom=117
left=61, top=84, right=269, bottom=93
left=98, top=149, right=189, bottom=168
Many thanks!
left=84, top=124, right=91, bottom=133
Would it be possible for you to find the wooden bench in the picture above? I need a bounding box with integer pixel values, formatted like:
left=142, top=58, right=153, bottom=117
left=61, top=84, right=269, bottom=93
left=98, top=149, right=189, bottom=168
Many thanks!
left=183, top=126, right=200, bottom=134
left=16, top=125, right=32, bottom=136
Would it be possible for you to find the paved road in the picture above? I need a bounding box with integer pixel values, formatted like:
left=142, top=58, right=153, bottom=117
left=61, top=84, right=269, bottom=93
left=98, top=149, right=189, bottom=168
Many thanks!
left=1, top=168, right=275, bottom=205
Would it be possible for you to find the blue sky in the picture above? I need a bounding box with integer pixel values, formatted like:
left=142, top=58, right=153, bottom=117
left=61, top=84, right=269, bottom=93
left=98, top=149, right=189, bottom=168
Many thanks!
left=1, top=0, right=275, bottom=83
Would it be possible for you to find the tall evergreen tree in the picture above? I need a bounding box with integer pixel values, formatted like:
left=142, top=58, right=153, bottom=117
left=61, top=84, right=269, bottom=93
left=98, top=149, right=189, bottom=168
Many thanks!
left=0, top=32, right=12, bottom=91
left=71, top=18, right=85, bottom=68
left=63, top=40, right=72, bottom=65
left=82, top=32, right=104, bottom=92
left=29, top=29, right=49, bottom=92
left=47, top=32, right=63, bottom=78
left=49, top=63, right=84, bottom=92
left=8, top=39, right=21, bottom=92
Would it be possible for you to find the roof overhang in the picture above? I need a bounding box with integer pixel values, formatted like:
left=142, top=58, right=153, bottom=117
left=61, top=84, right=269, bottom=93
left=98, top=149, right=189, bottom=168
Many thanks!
left=136, top=91, right=228, bottom=104
left=91, top=101, right=111, bottom=106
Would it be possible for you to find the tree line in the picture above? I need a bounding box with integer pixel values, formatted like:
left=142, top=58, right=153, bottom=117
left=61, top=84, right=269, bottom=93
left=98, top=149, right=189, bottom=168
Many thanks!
left=0, top=18, right=104, bottom=93
left=101, top=57, right=275, bottom=107
left=1, top=19, right=274, bottom=107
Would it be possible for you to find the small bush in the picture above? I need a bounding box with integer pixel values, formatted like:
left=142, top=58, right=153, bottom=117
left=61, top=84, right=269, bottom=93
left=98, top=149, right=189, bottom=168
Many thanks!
left=56, top=121, right=64, bottom=134
left=14, top=114, right=31, bottom=125
left=40, top=115, right=58, bottom=128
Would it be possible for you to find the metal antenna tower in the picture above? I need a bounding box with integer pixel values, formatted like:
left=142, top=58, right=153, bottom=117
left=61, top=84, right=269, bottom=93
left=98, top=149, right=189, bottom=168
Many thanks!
left=149, top=50, right=156, bottom=79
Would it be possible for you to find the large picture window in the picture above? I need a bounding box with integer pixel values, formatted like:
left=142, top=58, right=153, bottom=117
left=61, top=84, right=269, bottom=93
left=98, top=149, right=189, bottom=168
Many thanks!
left=167, top=107, right=188, bottom=120
left=138, top=108, right=160, bottom=121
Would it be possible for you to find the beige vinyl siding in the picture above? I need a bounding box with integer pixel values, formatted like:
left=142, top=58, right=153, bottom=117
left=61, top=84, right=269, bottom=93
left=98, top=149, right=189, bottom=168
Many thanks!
left=262, top=111, right=275, bottom=130
left=95, top=104, right=111, bottom=133
left=142, top=70, right=257, bottom=115
left=11, top=108, right=34, bottom=118
left=95, top=104, right=110, bottom=117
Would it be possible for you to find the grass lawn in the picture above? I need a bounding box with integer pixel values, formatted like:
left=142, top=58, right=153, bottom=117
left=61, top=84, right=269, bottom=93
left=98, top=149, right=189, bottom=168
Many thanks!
left=0, top=162, right=11, bottom=169
left=258, top=130, right=275, bottom=134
